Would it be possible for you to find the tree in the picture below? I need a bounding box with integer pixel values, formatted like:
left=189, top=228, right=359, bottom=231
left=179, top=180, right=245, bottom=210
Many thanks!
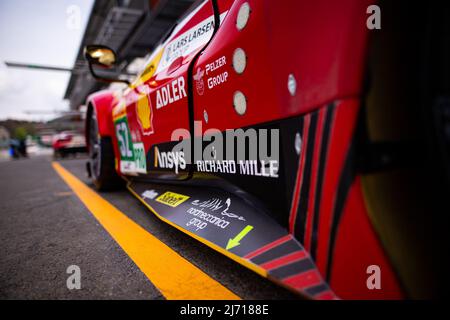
left=14, top=127, right=28, bottom=141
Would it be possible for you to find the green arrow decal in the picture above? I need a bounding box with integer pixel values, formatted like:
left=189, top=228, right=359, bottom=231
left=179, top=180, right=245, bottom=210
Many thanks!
left=226, top=225, right=254, bottom=250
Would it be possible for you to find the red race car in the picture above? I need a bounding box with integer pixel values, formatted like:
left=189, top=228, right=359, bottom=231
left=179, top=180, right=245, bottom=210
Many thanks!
left=52, top=131, right=87, bottom=159
left=83, top=0, right=448, bottom=299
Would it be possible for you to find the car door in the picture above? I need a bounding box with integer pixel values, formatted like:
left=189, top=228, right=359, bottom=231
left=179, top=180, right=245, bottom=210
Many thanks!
left=112, top=0, right=219, bottom=180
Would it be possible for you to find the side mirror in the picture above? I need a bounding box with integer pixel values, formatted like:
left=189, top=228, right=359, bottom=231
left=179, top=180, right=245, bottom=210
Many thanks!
left=84, top=45, right=116, bottom=68
left=83, top=45, right=129, bottom=84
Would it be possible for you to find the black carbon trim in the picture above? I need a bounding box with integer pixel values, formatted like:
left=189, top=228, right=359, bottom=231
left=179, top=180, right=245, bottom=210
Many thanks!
left=250, top=239, right=300, bottom=265
left=269, top=258, right=315, bottom=279
left=305, top=283, right=329, bottom=296
left=294, top=112, right=318, bottom=242
left=310, top=103, right=335, bottom=260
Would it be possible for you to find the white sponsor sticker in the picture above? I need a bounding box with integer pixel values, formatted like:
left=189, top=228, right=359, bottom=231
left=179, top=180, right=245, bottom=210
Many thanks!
left=120, top=160, right=137, bottom=174
left=133, top=142, right=147, bottom=174
left=119, top=143, right=147, bottom=174
left=142, top=189, right=158, bottom=200
left=157, top=12, right=228, bottom=73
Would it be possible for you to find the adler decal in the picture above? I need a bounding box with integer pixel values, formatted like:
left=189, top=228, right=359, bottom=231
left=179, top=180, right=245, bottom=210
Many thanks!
left=155, top=76, right=187, bottom=109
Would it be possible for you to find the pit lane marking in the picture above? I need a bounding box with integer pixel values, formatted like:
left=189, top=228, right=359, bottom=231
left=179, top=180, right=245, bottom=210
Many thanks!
left=52, top=162, right=240, bottom=300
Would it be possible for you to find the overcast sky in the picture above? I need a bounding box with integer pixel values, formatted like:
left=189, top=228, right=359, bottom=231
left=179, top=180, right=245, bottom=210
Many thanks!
left=0, top=0, right=94, bottom=121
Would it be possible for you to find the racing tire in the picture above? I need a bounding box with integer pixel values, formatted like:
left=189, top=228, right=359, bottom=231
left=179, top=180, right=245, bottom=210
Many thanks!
left=88, top=111, right=124, bottom=191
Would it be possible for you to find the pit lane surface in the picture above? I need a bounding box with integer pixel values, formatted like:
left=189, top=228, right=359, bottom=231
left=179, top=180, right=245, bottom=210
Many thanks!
left=0, top=156, right=298, bottom=299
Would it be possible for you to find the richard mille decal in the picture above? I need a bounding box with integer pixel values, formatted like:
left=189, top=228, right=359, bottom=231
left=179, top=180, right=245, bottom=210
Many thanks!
left=196, top=160, right=279, bottom=178
left=155, top=123, right=280, bottom=177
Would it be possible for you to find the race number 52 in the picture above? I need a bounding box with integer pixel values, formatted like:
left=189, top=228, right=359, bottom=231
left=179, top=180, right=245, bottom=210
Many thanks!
left=115, top=118, right=147, bottom=174
left=116, top=120, right=133, bottom=159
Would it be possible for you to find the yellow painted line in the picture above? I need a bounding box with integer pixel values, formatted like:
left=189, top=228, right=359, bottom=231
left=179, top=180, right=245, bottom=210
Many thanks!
left=52, top=162, right=240, bottom=300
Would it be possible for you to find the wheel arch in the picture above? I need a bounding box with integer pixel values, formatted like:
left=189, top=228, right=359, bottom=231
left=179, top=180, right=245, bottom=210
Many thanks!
left=85, top=90, right=116, bottom=152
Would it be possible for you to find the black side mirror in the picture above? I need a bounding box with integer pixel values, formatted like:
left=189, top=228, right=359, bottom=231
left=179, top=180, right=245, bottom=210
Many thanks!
left=84, top=45, right=129, bottom=84
left=84, top=45, right=117, bottom=68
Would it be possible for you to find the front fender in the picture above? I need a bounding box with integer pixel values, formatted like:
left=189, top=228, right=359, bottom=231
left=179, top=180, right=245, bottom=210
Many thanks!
left=85, top=89, right=123, bottom=176
left=85, top=90, right=116, bottom=151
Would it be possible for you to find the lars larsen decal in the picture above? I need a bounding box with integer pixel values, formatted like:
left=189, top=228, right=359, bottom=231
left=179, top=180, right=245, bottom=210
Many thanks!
left=115, top=117, right=147, bottom=174
left=157, top=11, right=229, bottom=73
left=196, top=159, right=279, bottom=178
left=156, top=191, right=190, bottom=207
left=159, top=18, right=213, bottom=71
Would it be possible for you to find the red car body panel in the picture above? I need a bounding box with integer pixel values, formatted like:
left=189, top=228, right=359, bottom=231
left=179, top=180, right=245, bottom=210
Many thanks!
left=86, top=90, right=116, bottom=138
left=194, top=0, right=371, bottom=133
left=85, top=0, right=412, bottom=299
left=330, top=177, right=404, bottom=299
left=86, top=90, right=123, bottom=169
